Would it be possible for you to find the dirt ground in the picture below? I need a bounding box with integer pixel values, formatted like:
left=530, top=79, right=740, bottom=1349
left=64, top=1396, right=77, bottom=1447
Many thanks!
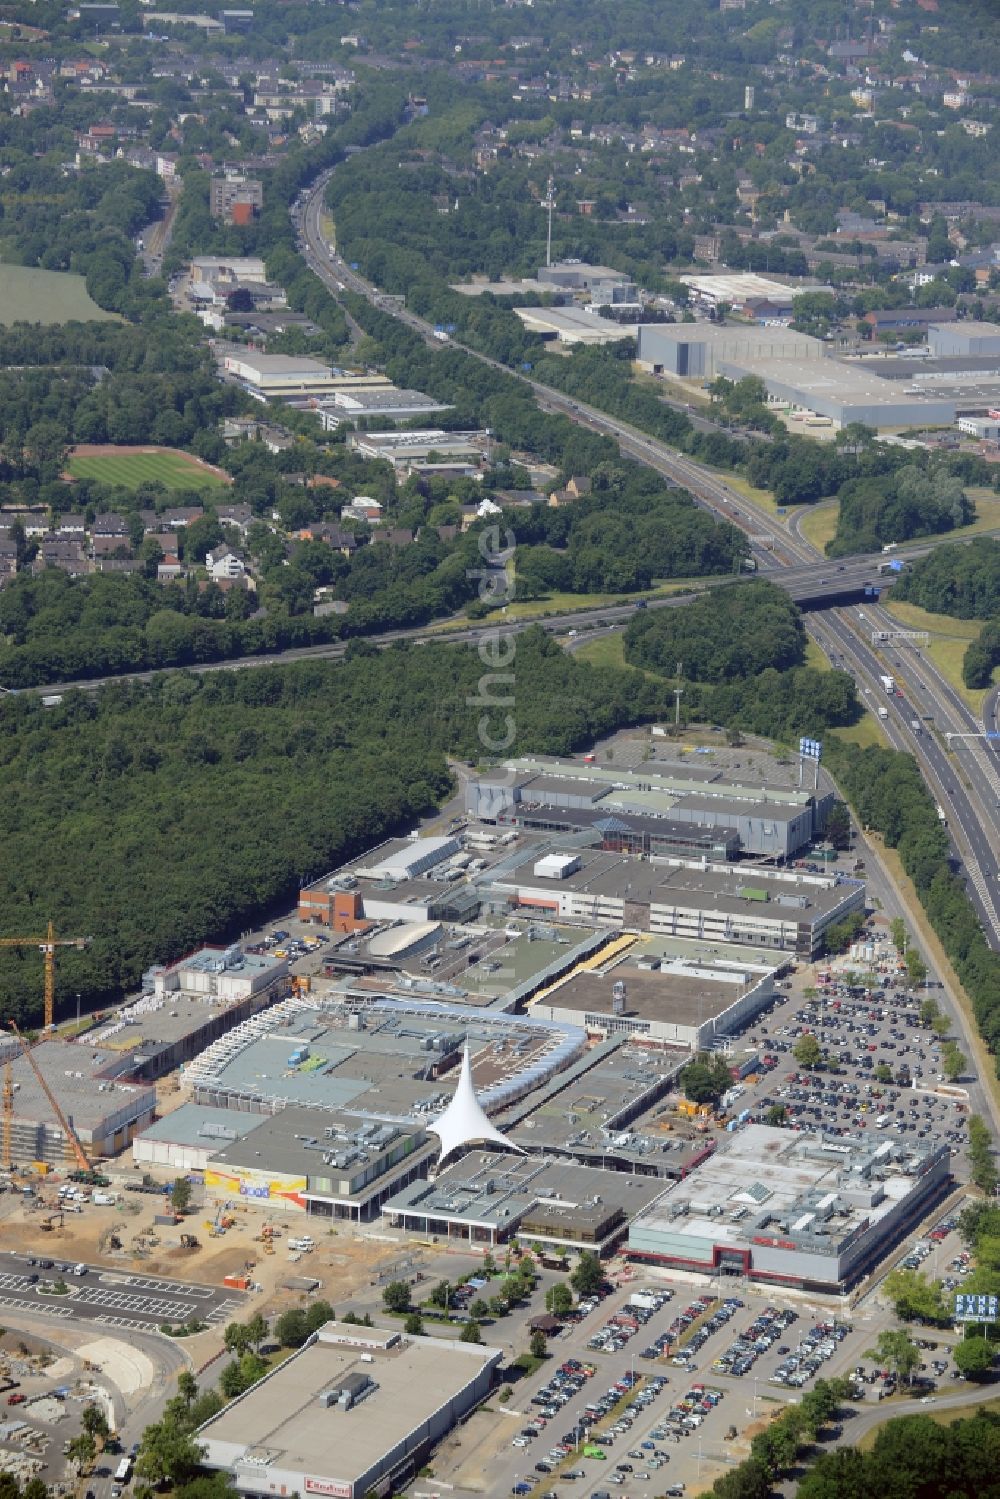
left=434, top=1407, right=519, bottom=1492
left=0, top=1185, right=410, bottom=1332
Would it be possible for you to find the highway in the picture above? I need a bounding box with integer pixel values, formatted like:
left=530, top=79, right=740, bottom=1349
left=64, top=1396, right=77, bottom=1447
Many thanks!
left=297, top=171, right=1000, bottom=953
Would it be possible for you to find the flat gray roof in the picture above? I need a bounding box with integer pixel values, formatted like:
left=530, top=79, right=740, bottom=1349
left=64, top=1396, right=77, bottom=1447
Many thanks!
left=497, top=848, right=851, bottom=918
left=385, top=1150, right=666, bottom=1228
left=90, top=992, right=251, bottom=1052
left=672, top=793, right=809, bottom=824
left=735, top=357, right=951, bottom=407
left=1, top=1038, right=155, bottom=1133
left=541, top=964, right=749, bottom=1025
left=135, top=1102, right=262, bottom=1149
left=930, top=319, right=1000, bottom=337
left=206, top=1104, right=425, bottom=1183
left=198, top=1326, right=499, bottom=1482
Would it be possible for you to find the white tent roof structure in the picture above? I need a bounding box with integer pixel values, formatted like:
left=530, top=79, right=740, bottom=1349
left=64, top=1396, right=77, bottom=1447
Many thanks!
left=428, top=1043, right=525, bottom=1164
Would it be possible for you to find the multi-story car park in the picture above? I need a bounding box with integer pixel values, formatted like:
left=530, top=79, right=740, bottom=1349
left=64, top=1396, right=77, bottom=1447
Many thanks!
left=627, top=1122, right=951, bottom=1292
left=488, top=850, right=864, bottom=959
left=197, top=1324, right=501, bottom=1499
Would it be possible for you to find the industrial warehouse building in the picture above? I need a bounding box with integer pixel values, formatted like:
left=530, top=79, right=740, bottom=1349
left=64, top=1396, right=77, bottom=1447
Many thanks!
left=635, top=323, right=825, bottom=380
left=197, top=1324, right=501, bottom=1499
left=316, top=387, right=452, bottom=429
left=346, top=429, right=488, bottom=469
left=627, top=1124, right=951, bottom=1292
left=221, top=352, right=391, bottom=402
left=717, top=356, right=956, bottom=429
left=513, top=305, right=636, bottom=345
left=678, top=272, right=829, bottom=319
left=928, top=320, right=1000, bottom=358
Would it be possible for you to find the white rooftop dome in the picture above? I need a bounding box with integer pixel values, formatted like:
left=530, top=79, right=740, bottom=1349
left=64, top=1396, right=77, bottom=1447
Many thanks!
left=428, top=1043, right=524, bottom=1164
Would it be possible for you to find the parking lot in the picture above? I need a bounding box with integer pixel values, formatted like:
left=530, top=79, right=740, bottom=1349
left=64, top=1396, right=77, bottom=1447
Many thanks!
left=0, top=1252, right=245, bottom=1333
left=484, top=1276, right=923, bottom=1498
left=720, top=958, right=968, bottom=1164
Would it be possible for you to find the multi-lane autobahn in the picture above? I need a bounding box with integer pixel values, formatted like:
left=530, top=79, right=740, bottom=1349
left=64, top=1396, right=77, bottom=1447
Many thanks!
left=297, top=169, right=1000, bottom=949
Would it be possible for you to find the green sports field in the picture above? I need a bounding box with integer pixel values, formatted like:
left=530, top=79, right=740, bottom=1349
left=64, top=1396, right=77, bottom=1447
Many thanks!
left=66, top=448, right=230, bottom=491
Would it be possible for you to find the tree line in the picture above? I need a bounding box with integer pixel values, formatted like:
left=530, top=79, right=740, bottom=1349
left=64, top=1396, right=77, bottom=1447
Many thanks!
left=827, top=739, right=1000, bottom=1074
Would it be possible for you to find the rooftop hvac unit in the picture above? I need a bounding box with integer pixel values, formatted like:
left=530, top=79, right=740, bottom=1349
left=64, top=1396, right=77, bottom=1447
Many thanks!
left=612, top=980, right=627, bottom=1016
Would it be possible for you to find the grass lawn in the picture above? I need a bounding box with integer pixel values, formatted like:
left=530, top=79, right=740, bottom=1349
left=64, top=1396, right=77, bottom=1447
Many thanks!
left=573, top=631, right=666, bottom=681
left=956, top=487, right=1000, bottom=538
left=857, top=1390, right=1000, bottom=1452
left=67, top=447, right=230, bottom=492
left=831, top=714, right=890, bottom=750
left=806, top=634, right=890, bottom=747
left=471, top=577, right=709, bottom=627
left=574, top=634, right=629, bottom=669
left=882, top=599, right=991, bottom=714
left=799, top=501, right=840, bottom=553
left=0, top=262, right=117, bottom=324
left=789, top=488, right=1000, bottom=560
left=713, top=470, right=781, bottom=517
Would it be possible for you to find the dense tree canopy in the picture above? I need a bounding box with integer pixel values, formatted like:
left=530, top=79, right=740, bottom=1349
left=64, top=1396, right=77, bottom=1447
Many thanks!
left=0, top=629, right=667, bottom=1019
left=623, top=579, right=805, bottom=683
left=894, top=538, right=1000, bottom=620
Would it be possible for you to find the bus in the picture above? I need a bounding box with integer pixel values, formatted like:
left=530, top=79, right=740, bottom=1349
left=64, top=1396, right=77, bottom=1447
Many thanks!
left=115, top=1458, right=133, bottom=1484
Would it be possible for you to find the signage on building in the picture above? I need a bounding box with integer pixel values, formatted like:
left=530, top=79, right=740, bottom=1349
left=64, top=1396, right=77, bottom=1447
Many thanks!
left=304, top=1479, right=352, bottom=1498
left=240, top=1181, right=271, bottom=1199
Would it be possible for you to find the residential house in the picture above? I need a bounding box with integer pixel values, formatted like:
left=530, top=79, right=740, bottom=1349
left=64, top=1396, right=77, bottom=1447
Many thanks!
left=0, top=540, right=17, bottom=586
left=92, top=512, right=130, bottom=539
left=32, top=539, right=90, bottom=576
left=162, top=506, right=205, bottom=529
left=217, top=503, right=254, bottom=536
left=205, top=545, right=246, bottom=581
left=54, top=514, right=86, bottom=538
left=341, top=496, right=383, bottom=523
left=300, top=523, right=360, bottom=558
left=370, top=527, right=414, bottom=548
left=91, top=534, right=133, bottom=559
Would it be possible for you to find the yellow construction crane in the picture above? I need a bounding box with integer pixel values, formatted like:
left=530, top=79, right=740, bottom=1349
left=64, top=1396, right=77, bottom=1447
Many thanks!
left=2, top=1056, right=12, bottom=1172
left=0, top=922, right=92, bottom=1031
left=8, top=1020, right=94, bottom=1176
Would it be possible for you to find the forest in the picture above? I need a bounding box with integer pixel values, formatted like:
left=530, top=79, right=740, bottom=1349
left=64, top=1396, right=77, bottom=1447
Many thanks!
left=623, top=579, right=805, bottom=683
left=0, top=628, right=668, bottom=1021
left=619, top=580, right=859, bottom=741
left=828, top=464, right=974, bottom=557
left=894, top=537, right=1000, bottom=619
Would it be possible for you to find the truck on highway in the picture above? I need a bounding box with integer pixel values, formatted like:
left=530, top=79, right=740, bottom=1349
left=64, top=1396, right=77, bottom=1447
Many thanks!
left=936, top=805, right=947, bottom=824
left=878, top=705, right=889, bottom=719
left=880, top=675, right=895, bottom=693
